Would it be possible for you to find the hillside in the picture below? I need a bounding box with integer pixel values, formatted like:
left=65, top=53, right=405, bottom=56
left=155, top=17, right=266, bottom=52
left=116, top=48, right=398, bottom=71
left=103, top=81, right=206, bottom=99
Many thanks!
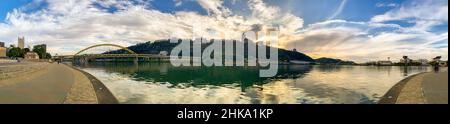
left=105, top=39, right=315, bottom=62
left=315, top=57, right=356, bottom=65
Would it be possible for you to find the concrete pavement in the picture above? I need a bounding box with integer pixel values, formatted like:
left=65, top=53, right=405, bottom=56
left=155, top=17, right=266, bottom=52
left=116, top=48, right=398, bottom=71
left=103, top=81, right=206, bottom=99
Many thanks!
left=380, top=68, right=448, bottom=104
left=422, top=71, right=448, bottom=104
left=0, top=62, right=115, bottom=104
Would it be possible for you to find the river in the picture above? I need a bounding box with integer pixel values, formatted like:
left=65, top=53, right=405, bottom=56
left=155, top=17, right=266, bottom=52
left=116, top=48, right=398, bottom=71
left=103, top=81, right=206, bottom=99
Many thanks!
left=73, top=62, right=431, bottom=104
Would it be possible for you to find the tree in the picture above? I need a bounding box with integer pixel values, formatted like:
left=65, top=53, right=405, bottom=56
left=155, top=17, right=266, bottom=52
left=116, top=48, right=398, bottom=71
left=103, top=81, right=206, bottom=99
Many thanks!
left=7, top=47, right=25, bottom=58
left=45, top=53, right=52, bottom=59
left=23, top=48, right=30, bottom=53
left=32, top=44, right=49, bottom=59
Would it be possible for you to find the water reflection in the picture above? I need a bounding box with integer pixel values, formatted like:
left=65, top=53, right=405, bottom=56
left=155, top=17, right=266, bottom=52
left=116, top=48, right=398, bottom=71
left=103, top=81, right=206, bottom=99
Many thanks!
left=76, top=62, right=313, bottom=91
left=74, top=62, right=430, bottom=104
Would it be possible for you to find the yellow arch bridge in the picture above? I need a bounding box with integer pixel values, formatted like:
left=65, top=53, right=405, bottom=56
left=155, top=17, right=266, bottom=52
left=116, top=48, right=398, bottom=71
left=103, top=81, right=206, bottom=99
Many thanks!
left=54, top=44, right=169, bottom=62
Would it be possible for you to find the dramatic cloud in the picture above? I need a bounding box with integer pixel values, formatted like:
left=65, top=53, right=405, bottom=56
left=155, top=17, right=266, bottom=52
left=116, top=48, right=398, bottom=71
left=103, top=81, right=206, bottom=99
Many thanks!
left=0, top=0, right=447, bottom=62
left=371, top=0, right=448, bottom=31
left=0, top=0, right=304, bottom=54
left=285, top=20, right=448, bottom=62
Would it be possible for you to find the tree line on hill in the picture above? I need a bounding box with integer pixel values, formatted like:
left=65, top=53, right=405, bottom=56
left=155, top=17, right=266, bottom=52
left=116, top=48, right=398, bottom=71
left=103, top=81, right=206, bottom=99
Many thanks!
left=314, top=58, right=357, bottom=65
left=105, top=39, right=316, bottom=62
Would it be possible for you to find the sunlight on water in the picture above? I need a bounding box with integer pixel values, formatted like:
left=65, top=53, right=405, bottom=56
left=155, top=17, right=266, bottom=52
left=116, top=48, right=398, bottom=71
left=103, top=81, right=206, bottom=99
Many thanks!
left=76, top=62, right=430, bottom=104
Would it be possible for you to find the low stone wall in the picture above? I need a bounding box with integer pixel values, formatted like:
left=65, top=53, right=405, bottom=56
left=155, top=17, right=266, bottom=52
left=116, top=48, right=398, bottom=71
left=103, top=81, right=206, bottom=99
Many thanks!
left=0, top=62, right=49, bottom=80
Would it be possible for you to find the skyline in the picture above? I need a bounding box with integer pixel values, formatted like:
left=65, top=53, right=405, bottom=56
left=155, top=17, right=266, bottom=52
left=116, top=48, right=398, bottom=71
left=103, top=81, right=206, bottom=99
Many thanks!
left=0, top=0, right=448, bottom=62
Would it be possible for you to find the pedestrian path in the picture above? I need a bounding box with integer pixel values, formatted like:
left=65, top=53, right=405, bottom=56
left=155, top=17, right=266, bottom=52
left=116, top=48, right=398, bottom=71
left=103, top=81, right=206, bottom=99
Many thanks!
left=0, top=63, right=98, bottom=104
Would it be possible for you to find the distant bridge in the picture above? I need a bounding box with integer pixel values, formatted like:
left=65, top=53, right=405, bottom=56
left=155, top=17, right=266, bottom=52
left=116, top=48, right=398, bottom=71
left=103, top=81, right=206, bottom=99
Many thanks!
left=54, top=44, right=169, bottom=63
left=74, top=44, right=137, bottom=56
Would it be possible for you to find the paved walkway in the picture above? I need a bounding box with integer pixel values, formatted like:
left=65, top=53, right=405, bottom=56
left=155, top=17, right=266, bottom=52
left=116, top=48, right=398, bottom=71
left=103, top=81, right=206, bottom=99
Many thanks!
left=380, top=68, right=448, bottom=104
left=422, top=71, right=448, bottom=104
left=0, top=63, right=98, bottom=104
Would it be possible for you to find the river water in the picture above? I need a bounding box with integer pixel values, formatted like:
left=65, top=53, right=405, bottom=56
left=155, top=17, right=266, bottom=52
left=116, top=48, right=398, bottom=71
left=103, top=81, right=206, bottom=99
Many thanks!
left=74, top=62, right=431, bottom=104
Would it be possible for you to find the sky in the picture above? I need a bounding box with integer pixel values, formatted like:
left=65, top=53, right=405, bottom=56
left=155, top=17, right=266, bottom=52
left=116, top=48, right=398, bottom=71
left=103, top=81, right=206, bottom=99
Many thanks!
left=0, top=0, right=448, bottom=62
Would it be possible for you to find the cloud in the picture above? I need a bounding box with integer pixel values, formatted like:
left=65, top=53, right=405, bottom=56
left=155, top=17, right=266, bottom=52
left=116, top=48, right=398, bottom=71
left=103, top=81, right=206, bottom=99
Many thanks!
left=327, top=0, right=347, bottom=20
left=285, top=19, right=448, bottom=62
left=376, top=3, right=399, bottom=8
left=0, top=0, right=305, bottom=55
left=371, top=0, right=448, bottom=31
left=0, top=0, right=447, bottom=62
left=173, top=0, right=183, bottom=7
left=197, top=0, right=231, bottom=17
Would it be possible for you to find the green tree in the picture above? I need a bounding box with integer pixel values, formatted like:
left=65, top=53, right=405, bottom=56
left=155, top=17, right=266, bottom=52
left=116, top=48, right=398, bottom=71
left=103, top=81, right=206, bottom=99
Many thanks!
left=32, top=44, right=49, bottom=59
left=23, top=48, right=30, bottom=53
left=7, top=47, right=25, bottom=58
left=45, top=53, right=52, bottom=59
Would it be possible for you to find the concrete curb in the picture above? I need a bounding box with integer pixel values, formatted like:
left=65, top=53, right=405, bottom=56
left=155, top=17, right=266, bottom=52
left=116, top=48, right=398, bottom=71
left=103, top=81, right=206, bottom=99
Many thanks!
left=378, top=72, right=426, bottom=104
left=65, top=64, right=119, bottom=104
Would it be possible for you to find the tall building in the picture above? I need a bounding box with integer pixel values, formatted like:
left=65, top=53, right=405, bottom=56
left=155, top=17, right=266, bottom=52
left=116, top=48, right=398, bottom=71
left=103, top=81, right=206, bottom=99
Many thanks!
left=0, top=41, right=4, bottom=47
left=18, top=37, right=25, bottom=49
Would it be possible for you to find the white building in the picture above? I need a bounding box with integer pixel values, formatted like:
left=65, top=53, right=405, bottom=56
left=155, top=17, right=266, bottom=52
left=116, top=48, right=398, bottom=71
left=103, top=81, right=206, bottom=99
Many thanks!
left=377, top=61, right=393, bottom=66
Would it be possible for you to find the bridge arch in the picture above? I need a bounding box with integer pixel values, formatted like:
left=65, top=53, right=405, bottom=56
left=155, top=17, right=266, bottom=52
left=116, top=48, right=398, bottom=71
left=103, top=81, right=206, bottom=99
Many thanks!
left=74, top=44, right=136, bottom=56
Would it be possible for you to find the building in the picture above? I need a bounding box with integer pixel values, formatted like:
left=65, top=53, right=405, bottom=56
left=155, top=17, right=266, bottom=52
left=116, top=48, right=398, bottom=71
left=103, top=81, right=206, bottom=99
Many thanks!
left=18, top=37, right=25, bottom=49
left=400, top=58, right=412, bottom=63
left=0, top=41, right=5, bottom=58
left=159, top=51, right=168, bottom=56
left=377, top=57, right=393, bottom=66
left=377, top=61, right=393, bottom=66
left=413, top=59, right=429, bottom=66
left=24, top=52, right=40, bottom=60
left=0, top=47, right=6, bottom=58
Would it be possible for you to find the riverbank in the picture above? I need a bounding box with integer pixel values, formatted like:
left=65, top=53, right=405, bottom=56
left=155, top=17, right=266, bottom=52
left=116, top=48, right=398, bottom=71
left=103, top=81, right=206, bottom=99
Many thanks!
left=0, top=62, right=118, bottom=104
left=379, top=68, right=448, bottom=104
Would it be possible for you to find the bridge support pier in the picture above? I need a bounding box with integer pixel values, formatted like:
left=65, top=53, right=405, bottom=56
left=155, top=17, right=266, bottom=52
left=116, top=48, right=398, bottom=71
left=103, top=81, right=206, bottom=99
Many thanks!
left=134, top=57, right=138, bottom=64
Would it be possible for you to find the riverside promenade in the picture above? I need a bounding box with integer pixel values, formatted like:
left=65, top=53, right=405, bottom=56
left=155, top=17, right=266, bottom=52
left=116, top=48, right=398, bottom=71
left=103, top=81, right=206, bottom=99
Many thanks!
left=380, top=68, right=448, bottom=104
left=0, top=61, right=118, bottom=104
